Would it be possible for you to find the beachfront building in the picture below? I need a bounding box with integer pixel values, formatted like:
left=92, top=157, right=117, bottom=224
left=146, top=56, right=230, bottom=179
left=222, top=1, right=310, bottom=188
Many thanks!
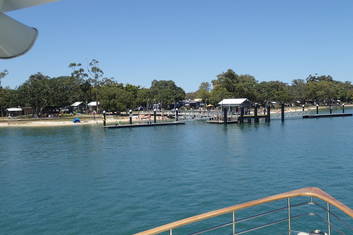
left=218, top=98, right=252, bottom=113
left=6, top=107, right=23, bottom=117
left=70, top=102, right=86, bottom=113
left=181, top=99, right=204, bottom=109
left=88, top=101, right=99, bottom=113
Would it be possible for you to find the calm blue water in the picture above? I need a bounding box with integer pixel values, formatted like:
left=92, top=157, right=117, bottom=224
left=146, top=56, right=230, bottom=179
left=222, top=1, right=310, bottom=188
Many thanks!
left=1, top=114, right=353, bottom=234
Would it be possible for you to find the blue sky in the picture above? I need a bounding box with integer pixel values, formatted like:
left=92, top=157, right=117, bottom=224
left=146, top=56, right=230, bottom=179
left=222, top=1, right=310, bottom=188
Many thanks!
left=2, top=0, right=353, bottom=91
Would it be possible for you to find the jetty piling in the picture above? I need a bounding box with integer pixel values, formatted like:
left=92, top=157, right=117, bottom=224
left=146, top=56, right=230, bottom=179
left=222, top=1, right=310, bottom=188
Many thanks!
left=240, top=107, right=244, bottom=124
left=266, top=106, right=271, bottom=122
left=103, top=110, right=106, bottom=126
left=316, top=104, right=319, bottom=114
left=254, top=105, right=259, bottom=123
left=175, top=108, right=179, bottom=121
left=223, top=107, right=228, bottom=124
left=129, top=110, right=133, bottom=124
left=153, top=109, right=157, bottom=123
left=281, top=104, right=285, bottom=122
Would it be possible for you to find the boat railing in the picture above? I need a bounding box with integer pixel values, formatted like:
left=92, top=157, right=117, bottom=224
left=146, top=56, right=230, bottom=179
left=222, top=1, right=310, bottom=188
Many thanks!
left=134, top=187, right=353, bottom=235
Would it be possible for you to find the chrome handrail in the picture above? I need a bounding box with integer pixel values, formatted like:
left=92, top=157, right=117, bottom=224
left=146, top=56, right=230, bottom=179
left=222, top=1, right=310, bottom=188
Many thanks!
left=135, top=188, right=353, bottom=235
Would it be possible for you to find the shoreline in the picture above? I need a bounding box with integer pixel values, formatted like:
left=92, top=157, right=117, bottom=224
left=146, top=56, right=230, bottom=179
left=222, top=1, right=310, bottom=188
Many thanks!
left=1, top=105, right=352, bottom=128
left=0, top=116, right=171, bottom=128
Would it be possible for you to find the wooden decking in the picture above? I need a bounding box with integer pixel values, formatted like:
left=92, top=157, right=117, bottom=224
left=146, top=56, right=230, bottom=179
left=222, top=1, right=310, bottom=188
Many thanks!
left=207, top=120, right=238, bottom=124
left=303, top=113, right=352, bottom=119
left=104, top=121, right=185, bottom=129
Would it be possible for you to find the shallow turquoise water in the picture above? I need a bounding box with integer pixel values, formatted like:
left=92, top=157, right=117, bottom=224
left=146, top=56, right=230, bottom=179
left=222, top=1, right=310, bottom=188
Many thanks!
left=1, top=114, right=353, bottom=234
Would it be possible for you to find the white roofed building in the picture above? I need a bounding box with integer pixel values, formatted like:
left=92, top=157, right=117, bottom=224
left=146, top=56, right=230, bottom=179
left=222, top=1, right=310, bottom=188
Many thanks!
left=70, top=102, right=86, bottom=113
left=6, top=107, right=23, bottom=117
left=88, top=101, right=99, bottom=107
left=218, top=98, right=251, bottom=107
left=6, top=107, right=22, bottom=112
left=88, top=101, right=100, bottom=112
left=71, top=102, right=83, bottom=107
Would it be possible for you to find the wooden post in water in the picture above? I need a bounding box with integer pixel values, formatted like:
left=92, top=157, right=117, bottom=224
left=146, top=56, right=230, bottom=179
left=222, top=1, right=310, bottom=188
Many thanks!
left=103, top=110, right=106, bottom=126
left=266, top=105, right=271, bottom=122
left=254, top=104, right=259, bottom=123
left=343, top=104, right=345, bottom=113
left=281, top=103, right=285, bottom=122
left=153, top=109, right=157, bottom=123
left=316, top=104, right=319, bottom=114
left=175, top=108, right=179, bottom=121
left=129, top=110, right=133, bottom=124
left=223, top=107, right=228, bottom=124
left=240, top=107, right=244, bottom=124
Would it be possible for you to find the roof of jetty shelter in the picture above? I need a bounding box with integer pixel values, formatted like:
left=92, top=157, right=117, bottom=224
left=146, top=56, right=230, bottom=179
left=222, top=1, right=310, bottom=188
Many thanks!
left=218, top=98, right=251, bottom=106
left=71, top=102, right=83, bottom=107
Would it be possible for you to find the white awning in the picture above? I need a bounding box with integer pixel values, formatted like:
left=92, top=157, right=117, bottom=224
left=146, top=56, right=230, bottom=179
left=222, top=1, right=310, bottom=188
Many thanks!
left=218, top=98, right=249, bottom=106
left=88, top=101, right=99, bottom=107
left=71, top=102, right=83, bottom=107
left=7, top=107, right=22, bottom=112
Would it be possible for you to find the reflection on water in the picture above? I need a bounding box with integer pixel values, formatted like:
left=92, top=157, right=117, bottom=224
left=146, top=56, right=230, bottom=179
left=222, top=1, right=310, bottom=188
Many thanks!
left=1, top=116, right=353, bottom=234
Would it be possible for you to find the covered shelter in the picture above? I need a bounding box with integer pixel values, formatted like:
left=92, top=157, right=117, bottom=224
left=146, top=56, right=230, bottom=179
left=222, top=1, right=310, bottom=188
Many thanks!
left=87, top=101, right=99, bottom=112
left=70, top=101, right=86, bottom=113
left=6, top=107, right=23, bottom=116
left=218, top=98, right=251, bottom=107
left=218, top=98, right=252, bottom=118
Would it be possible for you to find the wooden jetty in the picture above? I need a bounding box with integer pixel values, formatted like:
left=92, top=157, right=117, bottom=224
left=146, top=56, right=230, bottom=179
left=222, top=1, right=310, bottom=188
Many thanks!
left=104, top=121, right=185, bottom=129
left=207, top=120, right=238, bottom=124
left=303, top=113, right=352, bottom=119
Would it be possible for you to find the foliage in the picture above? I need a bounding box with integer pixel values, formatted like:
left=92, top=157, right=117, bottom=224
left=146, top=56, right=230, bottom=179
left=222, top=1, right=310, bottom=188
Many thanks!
left=0, top=70, right=8, bottom=88
left=2, top=64, right=353, bottom=117
left=149, top=80, right=185, bottom=108
left=209, top=69, right=258, bottom=104
left=18, top=73, right=51, bottom=116
left=196, top=82, right=211, bottom=103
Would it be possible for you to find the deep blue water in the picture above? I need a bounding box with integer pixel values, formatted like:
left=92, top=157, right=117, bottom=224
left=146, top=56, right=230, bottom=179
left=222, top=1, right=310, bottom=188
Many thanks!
left=1, top=114, right=353, bottom=234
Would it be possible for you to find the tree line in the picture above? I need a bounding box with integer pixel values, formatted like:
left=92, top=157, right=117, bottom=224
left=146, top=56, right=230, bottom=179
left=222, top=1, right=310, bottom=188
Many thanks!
left=190, top=69, right=353, bottom=106
left=0, top=60, right=185, bottom=116
left=1, top=62, right=353, bottom=117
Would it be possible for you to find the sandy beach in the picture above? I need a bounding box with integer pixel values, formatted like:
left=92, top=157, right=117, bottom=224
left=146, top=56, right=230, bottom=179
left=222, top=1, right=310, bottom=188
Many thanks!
left=0, top=115, right=170, bottom=127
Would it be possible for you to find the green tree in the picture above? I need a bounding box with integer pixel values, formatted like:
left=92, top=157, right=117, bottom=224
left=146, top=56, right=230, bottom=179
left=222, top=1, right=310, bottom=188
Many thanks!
left=48, top=76, right=82, bottom=108
left=196, top=82, right=211, bottom=103
left=290, top=79, right=307, bottom=103
left=209, top=69, right=257, bottom=104
left=0, top=70, right=8, bottom=88
left=98, top=84, right=133, bottom=112
left=18, top=73, right=51, bottom=116
left=150, top=80, right=185, bottom=108
left=256, top=81, right=292, bottom=104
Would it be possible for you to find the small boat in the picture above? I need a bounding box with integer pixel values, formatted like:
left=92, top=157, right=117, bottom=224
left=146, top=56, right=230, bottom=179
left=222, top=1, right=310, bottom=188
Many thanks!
left=135, top=187, right=353, bottom=235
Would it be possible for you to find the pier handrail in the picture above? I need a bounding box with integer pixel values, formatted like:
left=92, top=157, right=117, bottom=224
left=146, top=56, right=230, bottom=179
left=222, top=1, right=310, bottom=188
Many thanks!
left=135, top=187, right=353, bottom=235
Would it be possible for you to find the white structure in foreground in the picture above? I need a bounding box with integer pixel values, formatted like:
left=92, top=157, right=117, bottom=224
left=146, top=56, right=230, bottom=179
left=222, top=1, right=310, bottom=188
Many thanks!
left=0, top=0, right=58, bottom=59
